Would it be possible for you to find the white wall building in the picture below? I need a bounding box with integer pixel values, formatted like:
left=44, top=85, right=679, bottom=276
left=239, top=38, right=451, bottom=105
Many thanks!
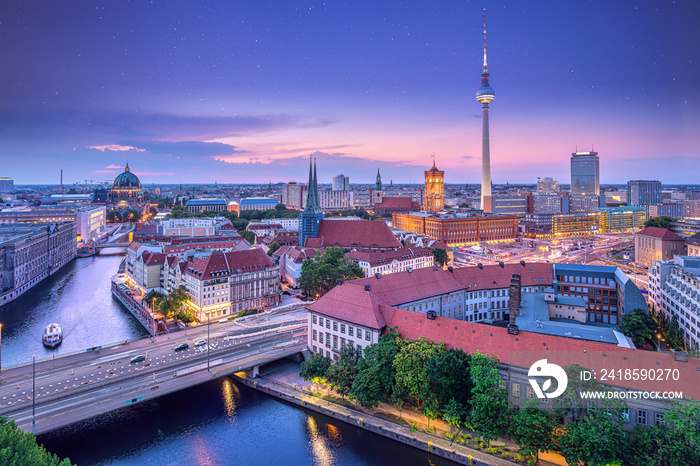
left=346, top=247, right=434, bottom=277
left=260, top=217, right=299, bottom=231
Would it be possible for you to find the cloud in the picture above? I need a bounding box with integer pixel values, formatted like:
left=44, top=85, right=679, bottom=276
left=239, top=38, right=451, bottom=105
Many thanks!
left=88, top=145, right=145, bottom=152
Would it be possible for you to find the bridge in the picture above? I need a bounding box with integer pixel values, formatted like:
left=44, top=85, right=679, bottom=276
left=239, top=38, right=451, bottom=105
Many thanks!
left=0, top=319, right=307, bottom=435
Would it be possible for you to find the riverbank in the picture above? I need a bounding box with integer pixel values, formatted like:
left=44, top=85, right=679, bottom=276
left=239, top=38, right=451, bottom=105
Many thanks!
left=233, top=360, right=554, bottom=466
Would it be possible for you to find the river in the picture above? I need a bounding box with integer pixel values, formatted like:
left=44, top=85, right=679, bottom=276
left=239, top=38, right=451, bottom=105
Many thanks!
left=4, top=254, right=460, bottom=466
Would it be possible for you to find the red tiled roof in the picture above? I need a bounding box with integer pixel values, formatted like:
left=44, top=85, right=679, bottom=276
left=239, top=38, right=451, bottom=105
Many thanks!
left=346, top=246, right=432, bottom=265
left=286, top=246, right=320, bottom=263
left=220, top=223, right=235, bottom=230
left=307, top=219, right=401, bottom=250
left=388, top=308, right=628, bottom=366
left=451, top=262, right=553, bottom=290
left=304, top=237, right=324, bottom=248
left=688, top=232, right=700, bottom=246
left=272, top=244, right=294, bottom=259
left=128, top=241, right=142, bottom=252
left=635, top=227, right=684, bottom=240
left=135, top=223, right=158, bottom=236
left=247, top=223, right=283, bottom=230
left=186, top=248, right=274, bottom=280
left=166, top=256, right=180, bottom=268
left=306, top=284, right=395, bottom=329
left=144, top=252, right=166, bottom=266
left=347, top=266, right=462, bottom=305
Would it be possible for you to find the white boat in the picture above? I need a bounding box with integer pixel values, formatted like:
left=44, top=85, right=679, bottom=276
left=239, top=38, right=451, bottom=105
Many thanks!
left=43, top=323, right=63, bottom=348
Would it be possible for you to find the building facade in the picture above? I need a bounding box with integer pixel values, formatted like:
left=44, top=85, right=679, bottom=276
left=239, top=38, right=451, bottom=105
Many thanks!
left=648, top=203, right=686, bottom=221
left=332, top=174, right=350, bottom=191
left=627, top=180, right=662, bottom=206
left=597, top=206, right=645, bottom=233
left=318, top=190, right=353, bottom=211
left=185, top=199, right=228, bottom=213
left=648, top=256, right=700, bottom=350
left=483, top=195, right=528, bottom=215
left=346, top=247, right=434, bottom=277
left=570, top=151, right=600, bottom=196
left=0, top=223, right=76, bottom=305
left=635, top=227, right=685, bottom=267
left=238, top=197, right=280, bottom=212
left=392, top=212, right=518, bottom=246
left=687, top=233, right=700, bottom=257
left=0, top=205, right=106, bottom=243
left=537, top=177, right=559, bottom=194
left=0, top=178, right=14, bottom=193
left=424, top=160, right=445, bottom=214
left=568, top=194, right=605, bottom=213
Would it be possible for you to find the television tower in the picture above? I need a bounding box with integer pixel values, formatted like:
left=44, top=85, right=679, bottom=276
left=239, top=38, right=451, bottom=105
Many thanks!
left=476, top=8, right=495, bottom=211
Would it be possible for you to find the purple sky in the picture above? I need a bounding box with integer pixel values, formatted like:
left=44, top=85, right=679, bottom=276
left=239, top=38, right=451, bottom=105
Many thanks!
left=1, top=1, right=698, bottom=185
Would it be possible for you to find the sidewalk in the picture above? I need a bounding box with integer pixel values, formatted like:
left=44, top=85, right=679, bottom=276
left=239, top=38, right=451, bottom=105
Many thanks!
left=246, top=360, right=566, bottom=466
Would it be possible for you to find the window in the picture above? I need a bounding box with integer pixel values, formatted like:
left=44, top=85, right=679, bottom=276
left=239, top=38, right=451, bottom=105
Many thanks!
left=512, top=383, right=520, bottom=397
left=499, top=380, right=506, bottom=390
left=319, top=333, right=323, bottom=344
left=526, top=386, right=534, bottom=399
left=365, top=330, right=370, bottom=341
left=655, top=413, right=664, bottom=426
left=333, top=321, right=338, bottom=331
left=312, top=330, right=317, bottom=341
left=340, top=324, right=345, bottom=334
left=313, top=315, right=317, bottom=324
left=638, top=410, right=647, bottom=426
left=326, top=320, right=330, bottom=329
left=319, top=317, right=323, bottom=326
left=348, top=327, right=354, bottom=337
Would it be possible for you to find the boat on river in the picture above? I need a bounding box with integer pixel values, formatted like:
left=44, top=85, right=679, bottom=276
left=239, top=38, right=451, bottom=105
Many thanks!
left=43, top=323, right=63, bottom=348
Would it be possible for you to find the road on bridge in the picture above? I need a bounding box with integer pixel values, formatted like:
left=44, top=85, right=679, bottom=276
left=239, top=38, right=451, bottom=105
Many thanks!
left=0, top=316, right=307, bottom=434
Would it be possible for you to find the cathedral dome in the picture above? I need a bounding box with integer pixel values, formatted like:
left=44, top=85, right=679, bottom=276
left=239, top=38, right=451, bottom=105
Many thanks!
left=113, top=163, right=141, bottom=188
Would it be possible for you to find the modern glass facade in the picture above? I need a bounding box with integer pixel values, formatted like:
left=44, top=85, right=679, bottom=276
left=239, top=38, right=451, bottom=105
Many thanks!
left=570, top=152, right=599, bottom=195
left=627, top=180, right=661, bottom=206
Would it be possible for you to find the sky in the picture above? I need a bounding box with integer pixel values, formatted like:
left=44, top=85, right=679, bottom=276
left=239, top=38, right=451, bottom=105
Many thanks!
left=1, top=1, right=698, bottom=186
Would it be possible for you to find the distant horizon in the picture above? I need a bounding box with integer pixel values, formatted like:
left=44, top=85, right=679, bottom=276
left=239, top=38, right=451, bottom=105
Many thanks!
left=1, top=2, right=698, bottom=184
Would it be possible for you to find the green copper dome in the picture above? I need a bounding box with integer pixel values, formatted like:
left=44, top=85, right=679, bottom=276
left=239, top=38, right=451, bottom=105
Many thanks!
left=113, top=163, right=141, bottom=188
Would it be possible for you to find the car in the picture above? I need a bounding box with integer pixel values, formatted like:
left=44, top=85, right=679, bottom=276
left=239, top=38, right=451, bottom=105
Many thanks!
left=174, top=343, right=189, bottom=352
left=194, top=339, right=207, bottom=347
left=130, top=355, right=145, bottom=363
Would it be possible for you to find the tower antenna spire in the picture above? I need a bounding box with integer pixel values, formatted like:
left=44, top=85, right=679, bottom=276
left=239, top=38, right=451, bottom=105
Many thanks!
left=483, top=8, right=488, bottom=72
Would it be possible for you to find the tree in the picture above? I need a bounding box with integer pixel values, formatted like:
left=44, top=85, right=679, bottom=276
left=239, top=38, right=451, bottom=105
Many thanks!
left=300, top=353, right=331, bottom=388
left=298, top=247, right=364, bottom=296
left=422, top=395, right=440, bottom=429
left=326, top=344, right=362, bottom=399
left=442, top=398, right=465, bottom=437
left=558, top=412, right=626, bottom=466
left=428, top=348, right=472, bottom=408
left=431, top=248, right=448, bottom=268
left=393, top=337, right=445, bottom=407
left=0, top=416, right=75, bottom=465
left=468, top=351, right=509, bottom=446
left=267, top=242, right=281, bottom=257
left=274, top=203, right=287, bottom=211
left=667, top=315, right=685, bottom=349
left=553, top=364, right=627, bottom=423
left=618, top=308, right=658, bottom=348
left=239, top=230, right=256, bottom=244
left=644, top=216, right=676, bottom=229
left=510, top=399, right=557, bottom=463
left=350, top=329, right=401, bottom=408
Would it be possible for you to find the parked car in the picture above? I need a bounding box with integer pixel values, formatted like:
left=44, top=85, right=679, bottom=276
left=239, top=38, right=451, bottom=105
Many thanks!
left=130, top=355, right=145, bottom=363
left=194, top=339, right=207, bottom=347
left=174, top=343, right=189, bottom=352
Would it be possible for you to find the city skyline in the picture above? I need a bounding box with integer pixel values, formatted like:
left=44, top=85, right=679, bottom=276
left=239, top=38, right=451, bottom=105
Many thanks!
left=1, top=1, right=698, bottom=185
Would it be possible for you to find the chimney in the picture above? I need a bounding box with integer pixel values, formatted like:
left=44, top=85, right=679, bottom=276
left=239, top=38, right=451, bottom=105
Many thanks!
left=508, top=273, right=522, bottom=334
left=407, top=267, right=413, bottom=273
left=337, top=278, right=344, bottom=286
left=499, top=261, right=504, bottom=268
left=478, top=263, right=483, bottom=269
left=520, top=260, right=525, bottom=266
left=448, top=266, right=453, bottom=273
left=375, top=272, right=381, bottom=279
left=364, top=284, right=372, bottom=292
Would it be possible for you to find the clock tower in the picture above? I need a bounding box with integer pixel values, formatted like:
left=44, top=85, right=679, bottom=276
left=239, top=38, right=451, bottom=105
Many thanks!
left=424, top=155, right=444, bottom=214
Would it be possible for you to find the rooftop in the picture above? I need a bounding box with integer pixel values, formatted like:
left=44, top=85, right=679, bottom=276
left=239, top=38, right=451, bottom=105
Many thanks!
left=635, top=227, right=684, bottom=240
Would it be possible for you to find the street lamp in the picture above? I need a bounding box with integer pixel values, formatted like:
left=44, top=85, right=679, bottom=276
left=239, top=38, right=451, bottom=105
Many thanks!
left=32, top=354, right=36, bottom=434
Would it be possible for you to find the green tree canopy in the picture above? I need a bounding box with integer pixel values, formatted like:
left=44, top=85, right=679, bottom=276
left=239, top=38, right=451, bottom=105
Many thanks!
left=558, top=412, right=626, bottom=466
left=393, top=337, right=446, bottom=407
left=510, top=399, right=558, bottom=463
left=0, top=416, right=74, bottom=465
left=644, top=216, right=676, bottom=229
left=618, top=308, right=658, bottom=348
left=298, top=247, right=364, bottom=296
left=350, top=330, right=401, bottom=408
left=300, top=353, right=331, bottom=381
left=428, top=348, right=472, bottom=408
left=326, top=344, right=362, bottom=399
left=267, top=242, right=281, bottom=257
left=467, top=351, right=509, bottom=446
left=431, top=248, right=449, bottom=268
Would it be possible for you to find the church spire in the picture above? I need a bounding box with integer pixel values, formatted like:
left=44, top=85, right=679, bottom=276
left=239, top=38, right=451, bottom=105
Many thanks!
left=376, top=168, right=382, bottom=191
left=303, top=155, right=321, bottom=213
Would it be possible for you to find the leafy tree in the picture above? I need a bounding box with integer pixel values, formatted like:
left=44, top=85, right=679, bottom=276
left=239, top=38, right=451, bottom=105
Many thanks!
left=468, top=351, right=509, bottom=446
left=350, top=330, right=401, bottom=408
left=667, top=315, right=685, bottom=349
left=274, top=203, right=287, bottom=211
left=553, top=364, right=627, bottom=423
left=298, top=247, right=364, bottom=296
left=510, top=399, right=557, bottom=463
left=644, top=216, right=676, bottom=229
left=428, top=348, right=472, bottom=408
left=442, top=398, right=465, bottom=437
left=239, top=230, right=256, bottom=244
left=326, top=344, right=362, bottom=399
left=422, top=395, right=440, bottom=429
left=558, top=412, right=626, bottom=466
left=300, top=353, right=331, bottom=387
left=0, top=416, right=74, bottom=465
left=431, top=248, right=449, bottom=268
left=618, top=308, right=658, bottom=348
left=267, top=242, right=281, bottom=257
left=393, top=337, right=445, bottom=407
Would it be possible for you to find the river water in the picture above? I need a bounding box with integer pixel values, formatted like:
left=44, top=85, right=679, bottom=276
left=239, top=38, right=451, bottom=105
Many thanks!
left=4, top=254, right=460, bottom=466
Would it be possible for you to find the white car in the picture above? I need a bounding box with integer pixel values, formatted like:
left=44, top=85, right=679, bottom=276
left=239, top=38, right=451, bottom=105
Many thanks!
left=194, top=339, right=207, bottom=347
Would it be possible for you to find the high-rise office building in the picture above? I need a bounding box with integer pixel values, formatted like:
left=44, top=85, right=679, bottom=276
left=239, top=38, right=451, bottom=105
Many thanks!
left=476, top=9, right=495, bottom=210
left=570, top=151, right=600, bottom=195
left=537, top=177, right=559, bottom=194
left=281, top=182, right=308, bottom=210
left=332, top=174, right=350, bottom=191
left=627, top=180, right=661, bottom=206
left=0, top=178, right=13, bottom=193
